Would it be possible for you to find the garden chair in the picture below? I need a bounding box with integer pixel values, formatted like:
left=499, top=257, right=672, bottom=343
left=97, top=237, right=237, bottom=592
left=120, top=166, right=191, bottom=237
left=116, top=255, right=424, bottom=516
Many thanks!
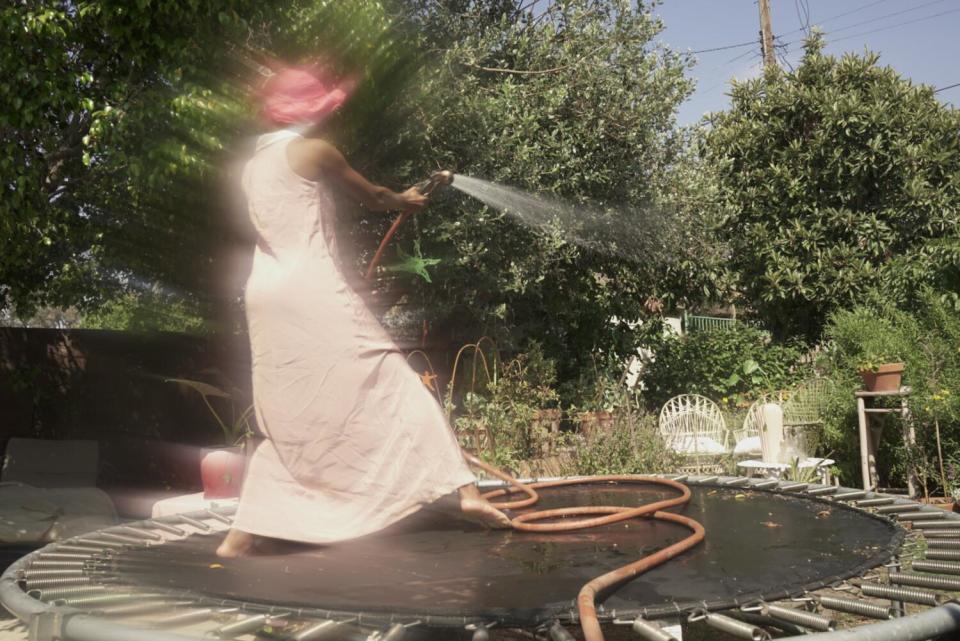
left=781, top=378, right=834, bottom=458
left=658, top=394, right=729, bottom=473
left=732, top=399, right=765, bottom=456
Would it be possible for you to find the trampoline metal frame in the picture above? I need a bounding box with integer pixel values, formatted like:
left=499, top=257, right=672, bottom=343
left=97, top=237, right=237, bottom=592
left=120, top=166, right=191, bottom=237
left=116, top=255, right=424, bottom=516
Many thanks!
left=3, top=474, right=960, bottom=641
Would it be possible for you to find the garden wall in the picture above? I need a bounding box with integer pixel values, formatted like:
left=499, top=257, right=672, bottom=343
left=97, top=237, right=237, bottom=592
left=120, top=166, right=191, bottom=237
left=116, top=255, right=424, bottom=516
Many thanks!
left=0, top=328, right=250, bottom=490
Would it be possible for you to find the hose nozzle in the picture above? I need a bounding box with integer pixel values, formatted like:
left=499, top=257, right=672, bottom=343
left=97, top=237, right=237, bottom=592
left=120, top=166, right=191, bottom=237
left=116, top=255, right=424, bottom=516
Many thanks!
left=416, top=170, right=454, bottom=197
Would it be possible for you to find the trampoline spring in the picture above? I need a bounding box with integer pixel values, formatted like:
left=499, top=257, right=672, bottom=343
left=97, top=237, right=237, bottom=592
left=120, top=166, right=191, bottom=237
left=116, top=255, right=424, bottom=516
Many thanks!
left=50, top=544, right=109, bottom=554
left=875, top=504, right=918, bottom=514
left=147, top=520, right=187, bottom=536
left=59, top=592, right=167, bottom=607
left=751, top=480, right=780, bottom=490
left=833, top=490, right=868, bottom=501
left=213, top=613, right=269, bottom=638
left=913, top=559, right=960, bottom=575
left=815, top=596, right=892, bottom=620
left=698, top=613, right=770, bottom=641
left=921, top=529, right=960, bottom=538
left=204, top=509, right=234, bottom=525
left=927, top=538, right=960, bottom=548
left=859, top=582, right=940, bottom=606
left=696, top=476, right=719, bottom=484
left=763, top=605, right=835, bottom=632
left=631, top=616, right=678, bottom=641
left=857, top=497, right=896, bottom=507
left=294, top=619, right=351, bottom=641
left=177, top=514, right=212, bottom=531
left=24, top=561, right=87, bottom=569
left=381, top=623, right=408, bottom=641
left=25, top=576, right=93, bottom=590
left=97, top=532, right=151, bottom=545
left=911, top=520, right=960, bottom=529
left=806, top=486, right=837, bottom=496
left=116, top=525, right=164, bottom=541
left=152, top=607, right=222, bottom=628
left=722, top=477, right=751, bottom=486
left=74, top=537, right=129, bottom=549
left=889, top=572, right=960, bottom=592
left=547, top=621, right=577, bottom=641
left=31, top=584, right=107, bottom=600
left=37, top=553, right=99, bottom=561
left=779, top=483, right=808, bottom=492
left=897, top=511, right=946, bottom=521
left=96, top=599, right=195, bottom=617
left=924, top=549, right=960, bottom=561
left=668, top=475, right=689, bottom=482
left=22, top=568, right=87, bottom=578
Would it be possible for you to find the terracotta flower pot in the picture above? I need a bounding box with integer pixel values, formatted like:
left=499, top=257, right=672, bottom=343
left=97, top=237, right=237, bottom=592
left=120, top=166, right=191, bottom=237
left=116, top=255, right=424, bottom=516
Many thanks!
left=201, top=447, right=246, bottom=499
left=858, top=362, right=905, bottom=392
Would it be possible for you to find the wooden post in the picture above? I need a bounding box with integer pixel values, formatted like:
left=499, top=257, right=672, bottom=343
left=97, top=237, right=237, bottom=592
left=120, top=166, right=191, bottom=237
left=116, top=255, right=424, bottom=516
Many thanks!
left=758, top=0, right=777, bottom=69
left=857, top=396, right=871, bottom=490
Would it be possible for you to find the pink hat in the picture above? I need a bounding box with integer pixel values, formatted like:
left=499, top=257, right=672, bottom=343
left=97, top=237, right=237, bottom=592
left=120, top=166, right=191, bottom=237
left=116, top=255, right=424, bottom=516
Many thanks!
left=258, top=65, right=356, bottom=126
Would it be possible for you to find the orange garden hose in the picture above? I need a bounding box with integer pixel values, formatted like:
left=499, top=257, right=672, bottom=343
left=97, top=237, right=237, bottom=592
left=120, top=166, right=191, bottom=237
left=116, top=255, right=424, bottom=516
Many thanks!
left=365, top=196, right=706, bottom=641
left=464, top=452, right=706, bottom=641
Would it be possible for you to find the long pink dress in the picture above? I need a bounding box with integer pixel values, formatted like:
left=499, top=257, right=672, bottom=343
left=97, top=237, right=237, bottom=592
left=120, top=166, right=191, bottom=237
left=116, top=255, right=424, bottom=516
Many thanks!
left=233, top=130, right=475, bottom=544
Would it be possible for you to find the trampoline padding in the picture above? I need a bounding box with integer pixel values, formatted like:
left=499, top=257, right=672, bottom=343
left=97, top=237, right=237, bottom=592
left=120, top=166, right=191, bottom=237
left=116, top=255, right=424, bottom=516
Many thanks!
left=111, top=484, right=903, bottom=622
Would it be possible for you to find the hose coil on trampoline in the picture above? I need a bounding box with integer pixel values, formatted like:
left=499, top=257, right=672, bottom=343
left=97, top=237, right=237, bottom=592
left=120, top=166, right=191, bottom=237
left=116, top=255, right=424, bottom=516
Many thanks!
left=464, top=452, right=706, bottom=641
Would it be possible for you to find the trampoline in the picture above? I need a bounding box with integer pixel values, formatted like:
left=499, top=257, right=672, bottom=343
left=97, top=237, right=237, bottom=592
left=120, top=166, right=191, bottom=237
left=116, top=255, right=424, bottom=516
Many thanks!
left=4, top=474, right=960, bottom=641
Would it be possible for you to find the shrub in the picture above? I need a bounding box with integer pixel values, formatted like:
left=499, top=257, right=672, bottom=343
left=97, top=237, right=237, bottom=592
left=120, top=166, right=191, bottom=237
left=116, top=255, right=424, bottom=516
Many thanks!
left=566, top=409, right=681, bottom=476
left=822, top=292, right=960, bottom=493
left=640, top=324, right=811, bottom=410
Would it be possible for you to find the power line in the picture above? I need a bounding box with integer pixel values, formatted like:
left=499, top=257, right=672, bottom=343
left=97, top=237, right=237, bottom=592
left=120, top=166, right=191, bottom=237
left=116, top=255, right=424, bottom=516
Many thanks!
left=829, top=7, right=960, bottom=45
left=934, top=82, right=960, bottom=94
left=689, top=40, right=757, bottom=55
left=779, top=0, right=896, bottom=38
left=821, top=0, right=947, bottom=37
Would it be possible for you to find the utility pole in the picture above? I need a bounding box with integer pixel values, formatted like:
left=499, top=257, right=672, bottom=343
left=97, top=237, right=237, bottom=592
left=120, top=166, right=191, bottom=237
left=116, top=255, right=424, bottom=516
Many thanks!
left=758, top=0, right=777, bottom=69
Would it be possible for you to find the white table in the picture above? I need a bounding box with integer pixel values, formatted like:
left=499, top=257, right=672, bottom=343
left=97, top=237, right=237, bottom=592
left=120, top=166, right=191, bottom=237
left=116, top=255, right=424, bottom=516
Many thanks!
left=737, top=458, right=835, bottom=484
left=151, top=492, right=238, bottom=518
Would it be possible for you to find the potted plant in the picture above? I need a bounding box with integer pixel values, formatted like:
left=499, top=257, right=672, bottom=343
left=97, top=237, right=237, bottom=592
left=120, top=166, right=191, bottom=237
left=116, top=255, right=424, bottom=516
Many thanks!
left=856, top=358, right=905, bottom=393
left=167, top=375, right=254, bottom=499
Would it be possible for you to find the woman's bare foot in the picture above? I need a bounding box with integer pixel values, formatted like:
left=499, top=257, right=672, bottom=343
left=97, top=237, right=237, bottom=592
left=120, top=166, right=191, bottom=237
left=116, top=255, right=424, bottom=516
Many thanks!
left=458, top=484, right=512, bottom=529
left=216, top=528, right=256, bottom=558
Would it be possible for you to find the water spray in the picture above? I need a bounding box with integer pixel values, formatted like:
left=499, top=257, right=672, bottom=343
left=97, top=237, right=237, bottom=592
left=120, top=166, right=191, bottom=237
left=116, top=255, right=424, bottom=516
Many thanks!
left=364, top=170, right=454, bottom=281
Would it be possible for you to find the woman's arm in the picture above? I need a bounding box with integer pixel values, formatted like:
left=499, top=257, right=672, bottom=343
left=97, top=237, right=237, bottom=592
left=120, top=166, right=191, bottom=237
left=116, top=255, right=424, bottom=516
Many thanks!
left=287, top=137, right=426, bottom=212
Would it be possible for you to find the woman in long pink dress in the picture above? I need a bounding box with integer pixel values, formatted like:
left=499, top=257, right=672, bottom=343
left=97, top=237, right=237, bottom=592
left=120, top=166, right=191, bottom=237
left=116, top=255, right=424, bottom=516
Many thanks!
left=217, top=67, right=509, bottom=557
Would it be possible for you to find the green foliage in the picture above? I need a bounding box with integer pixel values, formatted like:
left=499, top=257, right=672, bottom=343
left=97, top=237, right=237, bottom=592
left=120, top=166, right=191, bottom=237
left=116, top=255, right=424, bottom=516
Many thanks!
left=166, top=372, right=254, bottom=445
left=367, top=0, right=696, bottom=381
left=567, top=409, right=680, bottom=475
left=822, top=293, right=960, bottom=490
left=80, top=290, right=209, bottom=334
left=1, top=0, right=415, bottom=319
left=703, top=33, right=960, bottom=339
left=451, top=343, right=562, bottom=473
left=640, top=324, right=810, bottom=410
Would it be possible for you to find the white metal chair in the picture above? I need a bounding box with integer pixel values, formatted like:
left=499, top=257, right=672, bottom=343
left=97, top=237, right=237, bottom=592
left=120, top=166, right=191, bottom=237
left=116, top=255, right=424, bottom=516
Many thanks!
left=782, top=378, right=834, bottom=457
left=733, top=399, right=765, bottom=456
left=658, top=394, right=729, bottom=473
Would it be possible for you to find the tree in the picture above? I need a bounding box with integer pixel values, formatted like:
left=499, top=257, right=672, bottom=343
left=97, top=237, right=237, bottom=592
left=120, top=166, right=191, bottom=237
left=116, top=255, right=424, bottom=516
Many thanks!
left=702, top=34, right=960, bottom=340
left=1, top=1, right=414, bottom=321
left=358, top=0, right=696, bottom=380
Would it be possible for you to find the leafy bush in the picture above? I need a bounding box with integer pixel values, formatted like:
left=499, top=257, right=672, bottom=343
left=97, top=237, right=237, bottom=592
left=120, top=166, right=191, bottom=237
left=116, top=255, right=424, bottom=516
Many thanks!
left=640, top=324, right=811, bottom=410
left=566, top=409, right=680, bottom=476
left=822, top=292, right=960, bottom=492
left=451, top=343, right=563, bottom=474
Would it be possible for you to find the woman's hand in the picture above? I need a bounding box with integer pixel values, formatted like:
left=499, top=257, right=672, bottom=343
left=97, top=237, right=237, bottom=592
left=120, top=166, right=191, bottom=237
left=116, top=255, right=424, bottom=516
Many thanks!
left=399, top=186, right=428, bottom=212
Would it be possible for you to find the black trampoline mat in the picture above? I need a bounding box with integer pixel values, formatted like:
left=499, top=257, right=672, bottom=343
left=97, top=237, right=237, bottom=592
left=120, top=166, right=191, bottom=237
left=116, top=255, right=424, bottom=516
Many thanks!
left=111, top=484, right=902, bottom=621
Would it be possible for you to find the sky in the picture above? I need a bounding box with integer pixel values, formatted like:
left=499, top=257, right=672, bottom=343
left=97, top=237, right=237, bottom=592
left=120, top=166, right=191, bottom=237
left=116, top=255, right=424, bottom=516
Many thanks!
left=652, top=0, right=960, bottom=125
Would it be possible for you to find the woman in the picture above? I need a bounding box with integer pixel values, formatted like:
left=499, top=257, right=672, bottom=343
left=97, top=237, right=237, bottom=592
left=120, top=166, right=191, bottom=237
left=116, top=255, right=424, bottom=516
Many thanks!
left=217, top=66, right=509, bottom=558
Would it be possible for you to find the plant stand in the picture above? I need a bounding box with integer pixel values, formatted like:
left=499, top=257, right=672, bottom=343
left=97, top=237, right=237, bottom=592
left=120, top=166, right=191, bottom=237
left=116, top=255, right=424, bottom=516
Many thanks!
left=855, top=386, right=918, bottom=497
